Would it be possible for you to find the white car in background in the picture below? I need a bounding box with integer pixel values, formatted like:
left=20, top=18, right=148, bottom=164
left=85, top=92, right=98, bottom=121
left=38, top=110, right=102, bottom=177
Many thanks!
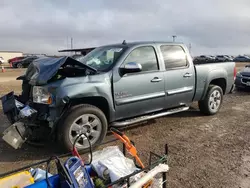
left=0, top=56, right=4, bottom=64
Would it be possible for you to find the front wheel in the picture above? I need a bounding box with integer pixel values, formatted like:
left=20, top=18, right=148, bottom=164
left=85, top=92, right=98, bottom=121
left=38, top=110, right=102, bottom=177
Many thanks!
left=198, top=85, right=223, bottom=115
left=57, top=104, right=108, bottom=152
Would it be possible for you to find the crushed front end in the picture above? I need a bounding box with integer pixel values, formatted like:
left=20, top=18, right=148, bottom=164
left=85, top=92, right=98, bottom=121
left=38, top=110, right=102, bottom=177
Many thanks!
left=1, top=91, right=38, bottom=149
left=1, top=56, right=94, bottom=149
left=1, top=87, right=62, bottom=149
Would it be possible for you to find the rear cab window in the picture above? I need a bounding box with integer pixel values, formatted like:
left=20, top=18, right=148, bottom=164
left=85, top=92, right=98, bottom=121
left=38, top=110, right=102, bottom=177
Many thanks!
left=160, top=45, right=188, bottom=70
left=123, top=46, right=159, bottom=72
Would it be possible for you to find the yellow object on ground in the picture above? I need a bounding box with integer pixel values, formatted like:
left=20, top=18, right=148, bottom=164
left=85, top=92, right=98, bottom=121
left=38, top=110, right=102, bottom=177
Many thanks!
left=0, top=171, right=34, bottom=188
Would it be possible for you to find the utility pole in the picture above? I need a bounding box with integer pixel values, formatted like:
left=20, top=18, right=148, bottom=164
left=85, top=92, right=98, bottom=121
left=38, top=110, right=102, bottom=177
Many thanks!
left=189, top=43, right=192, bottom=53
left=172, top=35, right=177, bottom=42
left=70, top=37, right=73, bottom=49
left=66, top=36, right=69, bottom=49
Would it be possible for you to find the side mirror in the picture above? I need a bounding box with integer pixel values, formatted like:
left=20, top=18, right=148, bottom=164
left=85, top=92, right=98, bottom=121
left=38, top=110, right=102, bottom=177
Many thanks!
left=120, top=62, right=142, bottom=75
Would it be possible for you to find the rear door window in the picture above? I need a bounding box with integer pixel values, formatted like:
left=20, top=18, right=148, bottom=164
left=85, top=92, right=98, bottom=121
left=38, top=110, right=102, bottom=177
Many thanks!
left=160, top=45, right=188, bottom=70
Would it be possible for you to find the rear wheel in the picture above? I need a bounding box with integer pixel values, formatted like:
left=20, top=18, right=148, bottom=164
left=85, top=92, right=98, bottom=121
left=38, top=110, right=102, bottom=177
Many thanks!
left=199, top=85, right=223, bottom=115
left=17, top=63, right=23, bottom=68
left=57, top=104, right=108, bottom=152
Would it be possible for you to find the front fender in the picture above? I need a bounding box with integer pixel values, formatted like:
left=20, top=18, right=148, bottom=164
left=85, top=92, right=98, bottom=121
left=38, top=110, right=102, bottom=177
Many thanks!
left=51, top=79, right=115, bottom=121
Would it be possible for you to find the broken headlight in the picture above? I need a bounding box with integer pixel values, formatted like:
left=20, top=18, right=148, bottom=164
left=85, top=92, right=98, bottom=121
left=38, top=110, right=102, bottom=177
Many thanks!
left=32, top=86, right=52, bottom=104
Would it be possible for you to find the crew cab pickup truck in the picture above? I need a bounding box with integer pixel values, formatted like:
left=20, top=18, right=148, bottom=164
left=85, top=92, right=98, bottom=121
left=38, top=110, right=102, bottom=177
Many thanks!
left=1, top=41, right=236, bottom=152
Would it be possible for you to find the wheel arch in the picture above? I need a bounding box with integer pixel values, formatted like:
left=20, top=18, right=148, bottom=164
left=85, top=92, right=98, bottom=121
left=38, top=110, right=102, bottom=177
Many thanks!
left=209, top=78, right=227, bottom=94
left=201, top=77, right=227, bottom=100
left=69, top=96, right=111, bottom=123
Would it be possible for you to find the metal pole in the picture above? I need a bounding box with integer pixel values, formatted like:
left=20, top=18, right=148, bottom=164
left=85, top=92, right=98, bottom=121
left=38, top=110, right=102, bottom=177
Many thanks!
left=172, top=35, right=176, bottom=42
left=66, top=36, right=68, bottom=49
left=71, top=37, right=73, bottom=49
left=189, top=43, right=192, bottom=53
left=70, top=37, right=73, bottom=55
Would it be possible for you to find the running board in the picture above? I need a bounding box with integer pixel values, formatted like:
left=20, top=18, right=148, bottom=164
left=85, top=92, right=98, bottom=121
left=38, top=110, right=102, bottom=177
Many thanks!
left=111, top=106, right=189, bottom=127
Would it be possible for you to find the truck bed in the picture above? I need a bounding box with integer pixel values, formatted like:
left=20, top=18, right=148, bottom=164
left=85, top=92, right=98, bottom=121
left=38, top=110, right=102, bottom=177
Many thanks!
left=193, top=61, right=235, bottom=101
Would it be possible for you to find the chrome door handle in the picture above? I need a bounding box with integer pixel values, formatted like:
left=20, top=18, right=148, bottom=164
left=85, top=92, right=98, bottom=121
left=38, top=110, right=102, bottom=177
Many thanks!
left=151, top=77, right=162, bottom=82
left=183, top=73, right=193, bottom=78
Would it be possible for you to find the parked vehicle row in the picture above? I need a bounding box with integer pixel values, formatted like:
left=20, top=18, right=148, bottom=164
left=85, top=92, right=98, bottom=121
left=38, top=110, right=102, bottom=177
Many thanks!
left=11, top=56, right=39, bottom=68
left=8, top=56, right=26, bottom=65
left=8, top=54, right=76, bottom=68
left=233, top=55, right=250, bottom=62
left=193, top=55, right=216, bottom=63
left=193, top=55, right=250, bottom=64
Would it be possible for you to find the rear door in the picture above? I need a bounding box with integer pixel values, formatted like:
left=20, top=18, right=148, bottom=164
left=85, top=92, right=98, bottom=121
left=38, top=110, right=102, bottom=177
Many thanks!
left=113, top=46, right=165, bottom=120
left=159, top=45, right=195, bottom=108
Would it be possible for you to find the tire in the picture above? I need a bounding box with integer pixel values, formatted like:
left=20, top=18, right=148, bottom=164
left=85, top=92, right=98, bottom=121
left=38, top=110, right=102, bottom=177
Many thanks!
left=17, top=63, right=23, bottom=68
left=57, top=104, right=108, bottom=152
left=198, top=85, right=223, bottom=115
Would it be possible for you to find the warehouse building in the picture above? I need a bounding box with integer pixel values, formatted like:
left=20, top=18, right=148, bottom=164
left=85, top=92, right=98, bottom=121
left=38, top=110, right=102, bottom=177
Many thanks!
left=0, top=51, right=23, bottom=63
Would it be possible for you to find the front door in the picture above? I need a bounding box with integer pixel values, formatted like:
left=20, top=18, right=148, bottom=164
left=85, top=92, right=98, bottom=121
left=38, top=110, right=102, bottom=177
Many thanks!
left=159, top=45, right=195, bottom=108
left=113, top=46, right=165, bottom=120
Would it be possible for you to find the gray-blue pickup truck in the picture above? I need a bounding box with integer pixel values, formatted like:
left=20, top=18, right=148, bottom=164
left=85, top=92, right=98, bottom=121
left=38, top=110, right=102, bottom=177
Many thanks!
left=1, top=41, right=236, bottom=151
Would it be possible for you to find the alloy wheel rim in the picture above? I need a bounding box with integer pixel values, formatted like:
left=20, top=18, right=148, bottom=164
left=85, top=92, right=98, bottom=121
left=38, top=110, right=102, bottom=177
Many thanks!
left=69, top=114, right=102, bottom=148
left=209, top=90, right=221, bottom=111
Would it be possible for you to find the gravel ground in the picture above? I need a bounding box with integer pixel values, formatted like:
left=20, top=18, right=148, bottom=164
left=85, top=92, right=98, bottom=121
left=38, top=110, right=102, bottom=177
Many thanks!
left=0, top=64, right=250, bottom=188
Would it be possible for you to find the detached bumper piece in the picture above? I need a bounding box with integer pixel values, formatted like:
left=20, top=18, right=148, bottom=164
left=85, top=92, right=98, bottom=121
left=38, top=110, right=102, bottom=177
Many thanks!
left=1, top=91, right=37, bottom=149
left=2, top=122, right=29, bottom=149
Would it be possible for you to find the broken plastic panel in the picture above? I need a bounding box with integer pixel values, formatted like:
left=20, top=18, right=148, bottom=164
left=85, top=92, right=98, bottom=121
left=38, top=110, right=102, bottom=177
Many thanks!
left=19, top=105, right=37, bottom=119
left=15, top=100, right=24, bottom=109
left=2, top=122, right=28, bottom=149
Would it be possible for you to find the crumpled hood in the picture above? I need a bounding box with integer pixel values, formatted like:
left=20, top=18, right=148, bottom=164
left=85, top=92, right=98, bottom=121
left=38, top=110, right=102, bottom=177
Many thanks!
left=20, top=56, right=96, bottom=86
left=240, top=66, right=250, bottom=76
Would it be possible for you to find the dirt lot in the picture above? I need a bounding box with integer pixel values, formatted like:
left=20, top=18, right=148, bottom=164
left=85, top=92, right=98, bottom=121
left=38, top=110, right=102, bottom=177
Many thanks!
left=0, top=63, right=250, bottom=188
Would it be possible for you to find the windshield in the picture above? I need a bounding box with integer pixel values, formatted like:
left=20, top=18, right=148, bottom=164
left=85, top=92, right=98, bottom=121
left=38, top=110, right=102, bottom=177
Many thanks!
left=77, top=46, right=125, bottom=71
left=74, top=55, right=85, bottom=62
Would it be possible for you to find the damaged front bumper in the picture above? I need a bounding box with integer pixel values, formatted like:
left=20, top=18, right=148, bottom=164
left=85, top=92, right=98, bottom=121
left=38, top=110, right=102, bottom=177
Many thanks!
left=1, top=92, right=46, bottom=149
left=2, top=122, right=30, bottom=149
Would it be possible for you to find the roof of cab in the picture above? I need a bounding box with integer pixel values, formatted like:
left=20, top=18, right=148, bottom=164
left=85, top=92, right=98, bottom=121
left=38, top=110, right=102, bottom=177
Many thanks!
left=99, top=41, right=184, bottom=48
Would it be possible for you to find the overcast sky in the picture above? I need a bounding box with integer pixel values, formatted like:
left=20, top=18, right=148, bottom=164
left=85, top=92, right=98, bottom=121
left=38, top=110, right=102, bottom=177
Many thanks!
left=0, top=0, right=250, bottom=56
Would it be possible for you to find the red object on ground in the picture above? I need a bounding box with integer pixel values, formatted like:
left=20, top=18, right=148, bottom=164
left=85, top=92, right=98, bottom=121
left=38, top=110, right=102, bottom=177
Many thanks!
left=72, top=147, right=83, bottom=163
